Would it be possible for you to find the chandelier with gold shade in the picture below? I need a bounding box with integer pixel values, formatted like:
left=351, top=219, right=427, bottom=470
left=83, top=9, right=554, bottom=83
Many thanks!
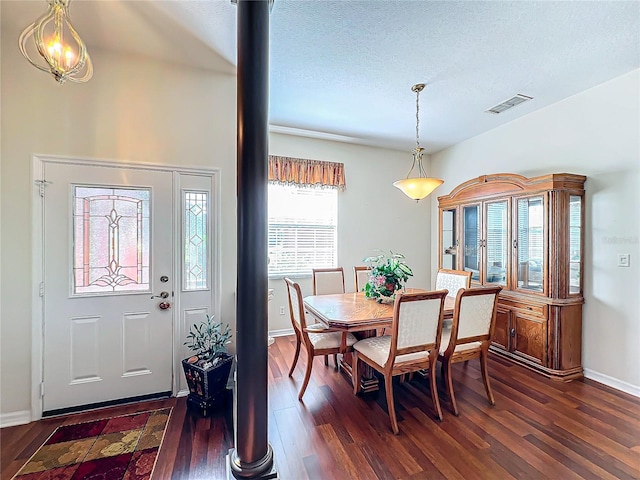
left=393, top=84, right=444, bottom=201
left=19, top=0, right=92, bottom=84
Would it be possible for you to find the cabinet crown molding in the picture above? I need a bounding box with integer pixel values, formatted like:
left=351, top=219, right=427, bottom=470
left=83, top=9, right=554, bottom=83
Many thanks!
left=438, top=172, right=586, bottom=206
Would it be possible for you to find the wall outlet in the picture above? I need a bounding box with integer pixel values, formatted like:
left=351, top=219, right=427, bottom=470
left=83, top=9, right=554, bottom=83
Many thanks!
left=279, top=306, right=285, bottom=315
left=618, top=254, right=630, bottom=267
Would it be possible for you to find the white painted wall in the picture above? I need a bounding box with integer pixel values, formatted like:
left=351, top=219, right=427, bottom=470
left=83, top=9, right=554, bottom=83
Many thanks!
left=0, top=41, right=237, bottom=416
left=430, top=69, right=640, bottom=392
left=267, top=133, right=434, bottom=332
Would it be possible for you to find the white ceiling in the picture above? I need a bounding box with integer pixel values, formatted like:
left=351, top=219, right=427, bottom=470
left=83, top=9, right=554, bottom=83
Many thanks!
left=3, top=0, right=639, bottom=153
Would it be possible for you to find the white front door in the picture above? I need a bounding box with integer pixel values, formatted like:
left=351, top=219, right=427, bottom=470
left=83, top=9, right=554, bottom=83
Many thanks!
left=43, top=162, right=175, bottom=412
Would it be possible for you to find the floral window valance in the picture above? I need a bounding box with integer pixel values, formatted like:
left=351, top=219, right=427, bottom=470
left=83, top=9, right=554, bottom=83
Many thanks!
left=268, top=156, right=346, bottom=191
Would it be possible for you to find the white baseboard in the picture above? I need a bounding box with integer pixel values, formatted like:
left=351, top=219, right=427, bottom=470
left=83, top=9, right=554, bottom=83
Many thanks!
left=583, top=369, right=640, bottom=398
left=269, top=328, right=294, bottom=338
left=176, top=389, right=189, bottom=398
left=0, top=410, right=31, bottom=428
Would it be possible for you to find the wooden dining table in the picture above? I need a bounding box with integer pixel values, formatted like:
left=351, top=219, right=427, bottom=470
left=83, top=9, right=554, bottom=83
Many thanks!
left=303, top=289, right=455, bottom=392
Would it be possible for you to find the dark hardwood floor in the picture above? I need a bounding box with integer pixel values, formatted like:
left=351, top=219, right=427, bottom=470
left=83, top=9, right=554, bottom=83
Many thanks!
left=2, top=335, right=639, bottom=479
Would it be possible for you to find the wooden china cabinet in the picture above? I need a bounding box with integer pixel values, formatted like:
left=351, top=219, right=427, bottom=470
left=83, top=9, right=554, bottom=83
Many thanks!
left=438, top=173, right=586, bottom=381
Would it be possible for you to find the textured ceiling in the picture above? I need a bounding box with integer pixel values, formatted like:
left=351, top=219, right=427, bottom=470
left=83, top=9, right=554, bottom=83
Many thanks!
left=3, top=0, right=639, bottom=153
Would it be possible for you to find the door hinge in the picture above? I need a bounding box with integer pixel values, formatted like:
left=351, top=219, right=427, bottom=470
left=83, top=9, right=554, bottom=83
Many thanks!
left=40, top=382, right=45, bottom=398
left=39, top=282, right=45, bottom=297
left=34, top=179, right=52, bottom=197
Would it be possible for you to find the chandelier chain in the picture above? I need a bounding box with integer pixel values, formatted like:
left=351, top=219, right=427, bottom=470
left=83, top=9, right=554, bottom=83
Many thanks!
left=415, top=88, right=420, bottom=149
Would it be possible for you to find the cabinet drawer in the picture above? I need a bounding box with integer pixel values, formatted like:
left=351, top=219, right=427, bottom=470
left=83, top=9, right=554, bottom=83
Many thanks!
left=499, top=299, right=547, bottom=318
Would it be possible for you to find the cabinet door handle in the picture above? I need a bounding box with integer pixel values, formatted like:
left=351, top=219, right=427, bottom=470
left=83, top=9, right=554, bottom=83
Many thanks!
left=509, top=328, right=516, bottom=337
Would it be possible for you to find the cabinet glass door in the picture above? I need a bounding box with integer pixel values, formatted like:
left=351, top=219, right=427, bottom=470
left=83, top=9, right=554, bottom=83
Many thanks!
left=516, top=196, right=544, bottom=292
left=462, top=204, right=480, bottom=282
left=569, top=195, right=582, bottom=294
left=485, top=200, right=509, bottom=286
left=440, top=208, right=457, bottom=269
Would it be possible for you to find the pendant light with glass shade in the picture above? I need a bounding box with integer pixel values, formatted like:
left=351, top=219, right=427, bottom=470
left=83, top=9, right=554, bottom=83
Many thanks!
left=393, top=83, right=444, bottom=201
left=19, top=0, right=92, bottom=84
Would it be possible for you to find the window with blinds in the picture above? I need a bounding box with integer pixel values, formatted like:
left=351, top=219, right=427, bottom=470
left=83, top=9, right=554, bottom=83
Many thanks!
left=268, top=184, right=338, bottom=277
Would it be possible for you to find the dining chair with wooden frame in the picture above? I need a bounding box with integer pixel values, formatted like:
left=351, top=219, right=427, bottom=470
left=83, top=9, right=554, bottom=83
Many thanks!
left=353, top=266, right=372, bottom=293
left=438, top=286, right=502, bottom=416
left=284, top=277, right=357, bottom=400
left=312, top=267, right=346, bottom=368
left=435, top=268, right=472, bottom=298
left=352, top=290, right=449, bottom=434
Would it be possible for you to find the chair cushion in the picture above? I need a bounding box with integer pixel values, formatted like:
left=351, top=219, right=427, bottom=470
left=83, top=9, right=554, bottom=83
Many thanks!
left=308, top=331, right=357, bottom=350
left=353, top=335, right=431, bottom=368
left=439, top=327, right=482, bottom=355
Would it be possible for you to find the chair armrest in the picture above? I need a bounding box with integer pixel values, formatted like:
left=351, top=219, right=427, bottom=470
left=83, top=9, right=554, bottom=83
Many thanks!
left=305, top=326, right=329, bottom=333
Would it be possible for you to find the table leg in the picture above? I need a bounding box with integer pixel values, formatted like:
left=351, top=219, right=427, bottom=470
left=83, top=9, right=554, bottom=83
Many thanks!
left=339, top=329, right=380, bottom=392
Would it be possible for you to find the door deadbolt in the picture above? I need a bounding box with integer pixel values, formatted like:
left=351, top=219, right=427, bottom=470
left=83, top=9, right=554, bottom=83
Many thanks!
left=160, top=275, right=169, bottom=283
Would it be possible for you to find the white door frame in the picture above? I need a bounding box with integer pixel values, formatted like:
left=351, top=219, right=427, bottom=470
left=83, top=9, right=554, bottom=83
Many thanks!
left=31, top=154, right=221, bottom=420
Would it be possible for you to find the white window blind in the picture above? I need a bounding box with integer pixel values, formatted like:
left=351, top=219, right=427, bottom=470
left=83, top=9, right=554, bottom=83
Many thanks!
left=268, top=184, right=338, bottom=277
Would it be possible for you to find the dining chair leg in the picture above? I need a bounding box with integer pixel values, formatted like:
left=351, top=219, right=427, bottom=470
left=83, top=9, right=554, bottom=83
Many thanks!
left=444, top=358, right=459, bottom=416
left=333, top=353, right=339, bottom=371
left=384, top=374, right=399, bottom=435
left=428, top=357, right=443, bottom=422
left=288, top=331, right=302, bottom=377
left=480, top=349, right=495, bottom=406
left=298, top=349, right=315, bottom=400
left=352, top=353, right=362, bottom=395
left=324, top=355, right=329, bottom=366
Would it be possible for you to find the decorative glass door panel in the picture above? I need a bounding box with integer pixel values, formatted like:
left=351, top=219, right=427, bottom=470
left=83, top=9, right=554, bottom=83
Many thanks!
left=462, top=204, right=480, bottom=281
left=485, top=200, right=509, bottom=286
left=440, top=208, right=457, bottom=269
left=516, top=196, right=544, bottom=292
left=183, top=191, right=209, bottom=291
left=569, top=195, right=582, bottom=295
left=73, top=186, right=150, bottom=294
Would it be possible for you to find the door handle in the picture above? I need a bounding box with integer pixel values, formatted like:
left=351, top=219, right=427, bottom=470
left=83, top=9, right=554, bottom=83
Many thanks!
left=151, top=291, right=169, bottom=299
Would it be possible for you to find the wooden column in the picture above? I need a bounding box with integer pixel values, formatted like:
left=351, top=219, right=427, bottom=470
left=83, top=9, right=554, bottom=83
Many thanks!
left=228, top=0, right=277, bottom=478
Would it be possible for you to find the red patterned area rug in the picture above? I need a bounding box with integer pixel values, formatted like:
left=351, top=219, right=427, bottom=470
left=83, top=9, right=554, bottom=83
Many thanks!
left=12, top=408, right=172, bottom=480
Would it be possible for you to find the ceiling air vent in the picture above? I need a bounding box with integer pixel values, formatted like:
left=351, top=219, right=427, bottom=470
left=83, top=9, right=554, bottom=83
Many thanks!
left=485, top=94, right=533, bottom=114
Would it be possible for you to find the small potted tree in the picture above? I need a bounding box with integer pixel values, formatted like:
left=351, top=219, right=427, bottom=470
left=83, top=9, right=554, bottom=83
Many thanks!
left=182, top=315, right=233, bottom=416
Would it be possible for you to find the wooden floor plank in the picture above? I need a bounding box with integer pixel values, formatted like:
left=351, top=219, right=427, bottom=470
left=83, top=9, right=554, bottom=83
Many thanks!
left=2, top=335, right=640, bottom=480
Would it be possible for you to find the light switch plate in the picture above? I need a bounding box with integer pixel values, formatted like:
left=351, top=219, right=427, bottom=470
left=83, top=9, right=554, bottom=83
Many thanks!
left=618, top=254, right=630, bottom=267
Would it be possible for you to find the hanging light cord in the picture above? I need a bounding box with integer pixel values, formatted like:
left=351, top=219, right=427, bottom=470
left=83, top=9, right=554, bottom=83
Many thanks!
left=415, top=86, right=421, bottom=151
left=406, top=83, right=427, bottom=178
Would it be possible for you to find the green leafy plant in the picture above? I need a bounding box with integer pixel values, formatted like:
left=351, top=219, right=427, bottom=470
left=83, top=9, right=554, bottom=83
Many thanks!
left=184, top=315, right=232, bottom=362
left=363, top=251, right=413, bottom=302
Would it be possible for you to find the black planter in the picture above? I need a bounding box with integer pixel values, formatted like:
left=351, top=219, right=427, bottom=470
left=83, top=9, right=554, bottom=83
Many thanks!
left=182, top=353, right=233, bottom=416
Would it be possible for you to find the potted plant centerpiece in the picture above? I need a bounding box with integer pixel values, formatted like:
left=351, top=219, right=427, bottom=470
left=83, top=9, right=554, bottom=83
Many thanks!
left=363, top=251, right=414, bottom=303
left=182, top=315, right=233, bottom=416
